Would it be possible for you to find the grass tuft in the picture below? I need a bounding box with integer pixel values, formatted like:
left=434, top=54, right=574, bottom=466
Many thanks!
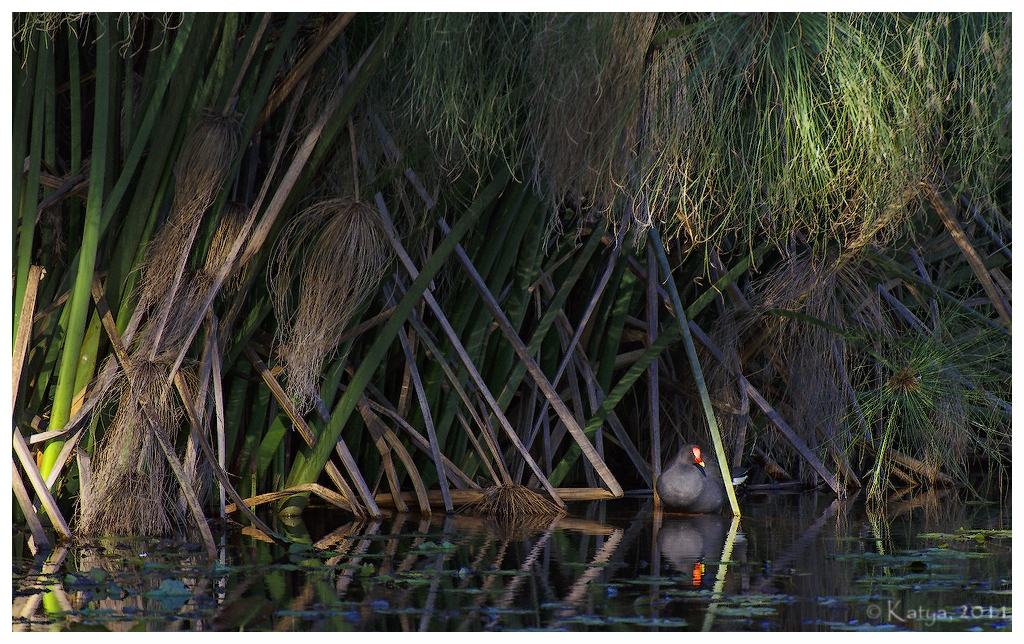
left=270, top=198, right=392, bottom=412
left=460, top=484, right=565, bottom=519
left=78, top=359, right=185, bottom=537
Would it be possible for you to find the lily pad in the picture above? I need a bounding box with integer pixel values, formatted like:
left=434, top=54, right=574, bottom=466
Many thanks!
left=143, top=579, right=192, bottom=610
left=713, top=605, right=778, bottom=617
left=917, top=530, right=1012, bottom=541
left=413, top=540, right=457, bottom=554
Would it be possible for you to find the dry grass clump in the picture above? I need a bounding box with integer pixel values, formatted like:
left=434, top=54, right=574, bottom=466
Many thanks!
left=139, top=219, right=191, bottom=308
left=203, top=200, right=249, bottom=295
left=76, top=275, right=210, bottom=539
left=203, top=201, right=247, bottom=275
left=459, top=484, right=565, bottom=520
left=172, top=111, right=242, bottom=229
left=77, top=108, right=240, bottom=538
left=140, top=110, right=241, bottom=310
left=78, top=358, right=208, bottom=539
left=270, top=198, right=391, bottom=412
left=132, top=270, right=209, bottom=362
left=78, top=360, right=184, bottom=537
left=135, top=111, right=241, bottom=377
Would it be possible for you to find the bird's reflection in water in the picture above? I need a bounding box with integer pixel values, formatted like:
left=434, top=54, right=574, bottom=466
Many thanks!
left=657, top=514, right=731, bottom=587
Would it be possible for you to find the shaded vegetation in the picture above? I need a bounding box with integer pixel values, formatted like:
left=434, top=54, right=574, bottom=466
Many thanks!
left=11, top=12, right=1011, bottom=548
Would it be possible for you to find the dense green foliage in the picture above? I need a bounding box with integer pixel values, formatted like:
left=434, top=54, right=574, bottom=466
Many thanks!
left=11, top=13, right=1011, bottom=542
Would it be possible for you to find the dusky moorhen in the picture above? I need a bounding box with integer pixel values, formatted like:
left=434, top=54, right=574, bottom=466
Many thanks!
left=656, top=444, right=726, bottom=513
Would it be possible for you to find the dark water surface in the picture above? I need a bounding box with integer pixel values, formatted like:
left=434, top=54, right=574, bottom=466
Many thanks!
left=12, top=490, right=1011, bottom=631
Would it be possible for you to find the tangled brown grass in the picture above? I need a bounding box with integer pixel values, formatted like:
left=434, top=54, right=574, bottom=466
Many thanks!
left=203, top=200, right=248, bottom=293
left=78, top=360, right=185, bottom=537
left=459, top=484, right=565, bottom=520
left=270, top=198, right=392, bottom=412
left=140, top=111, right=240, bottom=309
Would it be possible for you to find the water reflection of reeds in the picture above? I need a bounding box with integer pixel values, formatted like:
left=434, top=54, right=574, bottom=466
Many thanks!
left=12, top=493, right=1010, bottom=631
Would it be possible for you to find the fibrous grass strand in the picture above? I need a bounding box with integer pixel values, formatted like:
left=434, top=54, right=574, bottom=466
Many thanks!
left=270, top=198, right=391, bottom=412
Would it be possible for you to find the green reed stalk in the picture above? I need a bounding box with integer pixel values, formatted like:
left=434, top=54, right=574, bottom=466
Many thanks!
left=649, top=228, right=740, bottom=516
left=121, top=18, right=134, bottom=154
left=43, top=14, right=111, bottom=475
left=13, top=39, right=47, bottom=344
left=43, top=33, right=56, bottom=184
left=11, top=37, right=36, bottom=248
left=65, top=24, right=82, bottom=285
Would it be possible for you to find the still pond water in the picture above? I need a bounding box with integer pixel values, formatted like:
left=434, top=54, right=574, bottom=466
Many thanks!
left=12, top=490, right=1011, bottom=632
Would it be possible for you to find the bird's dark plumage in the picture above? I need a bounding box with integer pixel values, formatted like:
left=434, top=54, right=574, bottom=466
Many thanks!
left=656, top=444, right=726, bottom=513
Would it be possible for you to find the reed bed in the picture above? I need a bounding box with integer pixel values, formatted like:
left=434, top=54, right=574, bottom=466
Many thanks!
left=10, top=13, right=1010, bottom=548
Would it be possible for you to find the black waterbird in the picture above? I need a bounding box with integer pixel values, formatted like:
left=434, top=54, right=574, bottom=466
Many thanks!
left=656, top=444, right=728, bottom=513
